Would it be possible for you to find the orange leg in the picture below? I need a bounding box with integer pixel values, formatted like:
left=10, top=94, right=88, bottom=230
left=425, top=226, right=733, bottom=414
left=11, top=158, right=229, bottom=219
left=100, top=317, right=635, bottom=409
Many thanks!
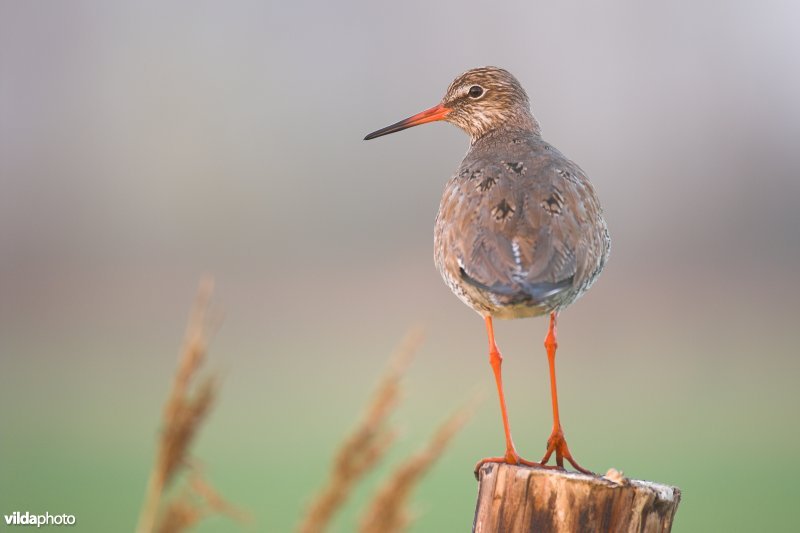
left=539, top=312, right=593, bottom=474
left=475, top=316, right=542, bottom=476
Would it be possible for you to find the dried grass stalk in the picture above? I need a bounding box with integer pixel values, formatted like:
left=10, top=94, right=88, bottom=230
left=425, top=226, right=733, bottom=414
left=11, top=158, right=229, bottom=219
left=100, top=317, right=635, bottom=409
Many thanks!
left=359, top=396, right=479, bottom=533
left=155, top=465, right=251, bottom=533
left=155, top=495, right=201, bottom=533
left=297, top=328, right=424, bottom=533
left=136, top=280, right=246, bottom=533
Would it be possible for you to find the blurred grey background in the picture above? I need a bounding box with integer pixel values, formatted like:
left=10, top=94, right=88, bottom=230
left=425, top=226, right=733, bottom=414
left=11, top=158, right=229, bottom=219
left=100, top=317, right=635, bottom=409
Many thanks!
left=1, top=1, right=799, bottom=531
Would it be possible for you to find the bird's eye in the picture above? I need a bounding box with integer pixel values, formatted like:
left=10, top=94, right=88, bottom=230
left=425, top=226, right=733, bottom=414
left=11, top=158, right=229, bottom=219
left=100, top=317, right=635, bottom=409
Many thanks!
left=468, top=85, right=484, bottom=99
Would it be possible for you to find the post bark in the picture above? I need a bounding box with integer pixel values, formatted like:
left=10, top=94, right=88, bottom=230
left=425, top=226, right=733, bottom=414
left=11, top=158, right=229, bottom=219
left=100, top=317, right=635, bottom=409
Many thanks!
left=473, top=464, right=680, bottom=533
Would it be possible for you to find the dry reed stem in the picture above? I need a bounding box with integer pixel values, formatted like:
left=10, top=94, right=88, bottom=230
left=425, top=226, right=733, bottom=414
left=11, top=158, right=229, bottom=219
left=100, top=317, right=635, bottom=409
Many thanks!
left=155, top=492, right=201, bottom=533
left=136, top=280, right=245, bottom=533
left=359, top=395, right=480, bottom=533
left=155, top=465, right=251, bottom=533
left=297, top=328, right=424, bottom=533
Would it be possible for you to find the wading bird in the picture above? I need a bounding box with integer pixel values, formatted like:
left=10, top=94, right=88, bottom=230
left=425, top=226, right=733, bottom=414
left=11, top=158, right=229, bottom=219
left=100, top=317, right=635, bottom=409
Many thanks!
left=365, top=67, right=610, bottom=474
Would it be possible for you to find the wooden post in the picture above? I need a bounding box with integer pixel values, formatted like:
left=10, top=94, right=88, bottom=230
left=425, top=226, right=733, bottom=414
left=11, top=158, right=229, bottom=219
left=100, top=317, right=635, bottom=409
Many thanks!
left=473, top=464, right=681, bottom=533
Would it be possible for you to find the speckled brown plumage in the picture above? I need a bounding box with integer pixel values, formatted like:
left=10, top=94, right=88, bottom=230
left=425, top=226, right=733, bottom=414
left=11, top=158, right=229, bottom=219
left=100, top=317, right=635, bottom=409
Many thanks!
left=365, top=66, right=611, bottom=475
left=435, top=129, right=609, bottom=319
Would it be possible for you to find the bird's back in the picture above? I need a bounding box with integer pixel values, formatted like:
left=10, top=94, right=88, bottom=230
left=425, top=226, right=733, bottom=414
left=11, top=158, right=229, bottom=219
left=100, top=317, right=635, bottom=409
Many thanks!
left=434, top=130, right=610, bottom=318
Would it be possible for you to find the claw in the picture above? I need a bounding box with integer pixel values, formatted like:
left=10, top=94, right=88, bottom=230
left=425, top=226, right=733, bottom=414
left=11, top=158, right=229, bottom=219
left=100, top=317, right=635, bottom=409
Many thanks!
left=473, top=451, right=544, bottom=480
left=540, top=427, right=594, bottom=475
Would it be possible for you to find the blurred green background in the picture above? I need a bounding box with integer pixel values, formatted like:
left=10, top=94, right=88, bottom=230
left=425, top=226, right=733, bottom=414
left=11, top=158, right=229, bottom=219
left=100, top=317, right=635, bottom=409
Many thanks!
left=2, top=1, right=799, bottom=532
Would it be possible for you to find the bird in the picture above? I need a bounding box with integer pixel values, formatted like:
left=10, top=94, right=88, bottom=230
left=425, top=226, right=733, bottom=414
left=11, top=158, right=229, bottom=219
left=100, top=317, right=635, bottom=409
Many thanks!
left=364, top=67, right=610, bottom=475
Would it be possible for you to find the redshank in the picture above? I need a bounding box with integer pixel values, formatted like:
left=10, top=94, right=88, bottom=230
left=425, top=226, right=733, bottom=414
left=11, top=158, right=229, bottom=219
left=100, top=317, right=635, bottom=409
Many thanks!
left=364, top=67, right=610, bottom=474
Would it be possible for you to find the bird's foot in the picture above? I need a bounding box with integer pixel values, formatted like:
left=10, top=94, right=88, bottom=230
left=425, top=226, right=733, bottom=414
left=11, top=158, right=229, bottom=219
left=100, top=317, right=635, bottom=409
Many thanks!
left=540, top=426, right=594, bottom=475
left=473, top=448, right=547, bottom=480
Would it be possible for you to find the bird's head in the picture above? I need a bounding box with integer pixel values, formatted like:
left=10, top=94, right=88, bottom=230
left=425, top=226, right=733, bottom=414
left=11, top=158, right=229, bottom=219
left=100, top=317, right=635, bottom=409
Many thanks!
left=365, top=66, right=539, bottom=143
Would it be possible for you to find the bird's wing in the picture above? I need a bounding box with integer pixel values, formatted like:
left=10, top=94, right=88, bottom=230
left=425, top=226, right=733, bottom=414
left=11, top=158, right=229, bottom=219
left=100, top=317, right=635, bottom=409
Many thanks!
left=442, top=148, right=603, bottom=306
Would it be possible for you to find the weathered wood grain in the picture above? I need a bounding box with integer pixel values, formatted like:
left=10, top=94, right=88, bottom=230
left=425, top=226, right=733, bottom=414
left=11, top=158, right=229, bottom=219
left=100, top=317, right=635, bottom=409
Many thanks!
left=473, top=464, right=680, bottom=533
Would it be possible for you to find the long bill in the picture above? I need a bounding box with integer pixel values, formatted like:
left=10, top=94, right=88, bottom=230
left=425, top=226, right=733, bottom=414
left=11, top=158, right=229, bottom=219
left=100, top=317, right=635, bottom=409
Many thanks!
left=364, top=103, right=450, bottom=140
